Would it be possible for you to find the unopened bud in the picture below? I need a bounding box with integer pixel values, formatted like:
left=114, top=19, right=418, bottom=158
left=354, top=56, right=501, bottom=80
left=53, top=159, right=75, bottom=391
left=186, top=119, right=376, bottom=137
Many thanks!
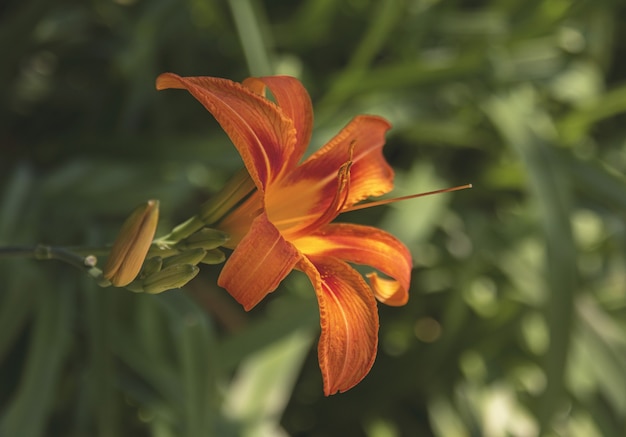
left=124, top=280, right=145, bottom=293
left=200, top=248, right=226, bottom=265
left=162, top=248, right=207, bottom=269
left=104, top=200, right=159, bottom=287
left=142, top=264, right=199, bottom=294
left=177, top=228, right=229, bottom=250
left=140, top=256, right=163, bottom=278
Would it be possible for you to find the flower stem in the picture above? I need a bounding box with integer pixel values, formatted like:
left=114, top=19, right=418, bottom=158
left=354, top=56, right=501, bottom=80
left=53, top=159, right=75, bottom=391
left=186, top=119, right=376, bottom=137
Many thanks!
left=0, top=244, right=110, bottom=286
left=155, top=169, right=254, bottom=245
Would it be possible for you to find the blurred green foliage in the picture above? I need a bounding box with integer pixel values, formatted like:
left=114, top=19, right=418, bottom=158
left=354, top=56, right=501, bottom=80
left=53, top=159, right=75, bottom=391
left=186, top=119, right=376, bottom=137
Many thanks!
left=2, top=0, right=626, bottom=436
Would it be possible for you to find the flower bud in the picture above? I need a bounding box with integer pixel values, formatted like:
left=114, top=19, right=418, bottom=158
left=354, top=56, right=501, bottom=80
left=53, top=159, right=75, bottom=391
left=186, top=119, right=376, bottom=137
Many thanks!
left=104, top=200, right=159, bottom=287
left=140, top=256, right=163, bottom=278
left=142, top=263, right=199, bottom=294
left=161, top=248, right=207, bottom=269
left=176, top=228, right=229, bottom=250
left=200, top=248, right=226, bottom=265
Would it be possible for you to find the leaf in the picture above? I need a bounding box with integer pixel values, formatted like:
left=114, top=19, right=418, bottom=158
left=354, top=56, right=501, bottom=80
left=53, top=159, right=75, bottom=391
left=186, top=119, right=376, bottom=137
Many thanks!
left=485, top=86, right=577, bottom=429
left=0, top=281, right=73, bottom=437
left=223, top=328, right=315, bottom=437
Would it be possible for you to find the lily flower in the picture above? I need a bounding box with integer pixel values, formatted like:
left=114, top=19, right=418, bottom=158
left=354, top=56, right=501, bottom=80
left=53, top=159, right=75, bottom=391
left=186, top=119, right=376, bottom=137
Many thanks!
left=156, top=73, right=412, bottom=395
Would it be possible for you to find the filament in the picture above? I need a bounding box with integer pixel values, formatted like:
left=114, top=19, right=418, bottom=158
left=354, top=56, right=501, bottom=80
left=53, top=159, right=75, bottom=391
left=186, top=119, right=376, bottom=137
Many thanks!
left=344, top=184, right=473, bottom=212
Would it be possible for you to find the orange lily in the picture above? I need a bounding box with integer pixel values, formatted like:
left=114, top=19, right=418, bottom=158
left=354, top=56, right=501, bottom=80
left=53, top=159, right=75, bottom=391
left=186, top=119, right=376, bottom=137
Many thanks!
left=156, top=73, right=412, bottom=395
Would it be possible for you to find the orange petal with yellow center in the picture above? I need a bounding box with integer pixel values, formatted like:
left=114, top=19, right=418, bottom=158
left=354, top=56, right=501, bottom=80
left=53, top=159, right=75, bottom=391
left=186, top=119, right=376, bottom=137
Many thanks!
left=156, top=73, right=296, bottom=189
left=295, top=223, right=411, bottom=306
left=299, top=115, right=394, bottom=206
left=266, top=115, right=394, bottom=236
left=298, top=255, right=379, bottom=396
left=217, top=213, right=301, bottom=310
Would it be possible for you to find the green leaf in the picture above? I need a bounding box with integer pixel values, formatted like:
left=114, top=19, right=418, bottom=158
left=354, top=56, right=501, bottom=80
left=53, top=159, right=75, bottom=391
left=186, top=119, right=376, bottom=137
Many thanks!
left=0, top=282, right=73, bottom=437
left=485, top=86, right=577, bottom=430
left=223, top=328, right=315, bottom=436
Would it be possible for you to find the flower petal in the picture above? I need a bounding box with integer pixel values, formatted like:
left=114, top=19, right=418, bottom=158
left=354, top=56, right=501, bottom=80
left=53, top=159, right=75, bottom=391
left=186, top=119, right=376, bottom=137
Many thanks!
left=298, top=255, right=379, bottom=396
left=217, top=213, right=301, bottom=310
left=156, top=73, right=297, bottom=189
left=366, top=274, right=408, bottom=307
left=265, top=115, right=393, bottom=237
left=243, top=76, right=313, bottom=170
left=297, top=115, right=394, bottom=206
left=295, top=223, right=412, bottom=306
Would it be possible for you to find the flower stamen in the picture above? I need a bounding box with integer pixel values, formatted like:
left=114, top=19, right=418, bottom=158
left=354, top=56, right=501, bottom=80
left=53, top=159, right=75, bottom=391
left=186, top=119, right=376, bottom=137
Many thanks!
left=344, top=183, right=473, bottom=212
left=294, top=141, right=355, bottom=234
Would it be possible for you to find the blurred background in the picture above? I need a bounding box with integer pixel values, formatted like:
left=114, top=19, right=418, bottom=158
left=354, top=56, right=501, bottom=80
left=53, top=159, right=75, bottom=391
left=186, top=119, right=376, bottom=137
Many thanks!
left=2, top=0, right=626, bottom=436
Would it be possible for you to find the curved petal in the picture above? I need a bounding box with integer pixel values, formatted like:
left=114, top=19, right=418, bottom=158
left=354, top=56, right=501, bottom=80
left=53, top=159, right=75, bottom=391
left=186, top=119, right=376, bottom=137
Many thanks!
left=243, top=76, right=313, bottom=169
left=366, top=274, right=408, bottom=307
left=298, top=255, right=379, bottom=396
left=156, top=73, right=297, bottom=189
left=296, top=115, right=394, bottom=206
left=295, top=223, right=412, bottom=306
left=265, top=116, right=394, bottom=237
left=217, top=213, right=301, bottom=310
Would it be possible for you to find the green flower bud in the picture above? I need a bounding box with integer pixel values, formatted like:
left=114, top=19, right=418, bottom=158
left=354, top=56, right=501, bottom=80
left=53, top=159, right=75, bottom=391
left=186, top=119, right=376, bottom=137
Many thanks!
left=140, top=256, right=163, bottom=278
left=104, top=200, right=159, bottom=287
left=142, top=264, right=199, bottom=294
left=177, top=228, right=229, bottom=250
left=124, top=280, right=145, bottom=293
left=200, top=248, right=226, bottom=265
left=162, top=248, right=207, bottom=269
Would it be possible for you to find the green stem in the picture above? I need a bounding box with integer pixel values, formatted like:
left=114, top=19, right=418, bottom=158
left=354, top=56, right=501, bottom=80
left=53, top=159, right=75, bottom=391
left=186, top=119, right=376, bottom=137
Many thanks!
left=0, top=245, right=109, bottom=286
left=199, top=168, right=256, bottom=224
left=0, top=246, right=38, bottom=258
left=155, top=169, right=255, bottom=245
left=155, top=216, right=207, bottom=245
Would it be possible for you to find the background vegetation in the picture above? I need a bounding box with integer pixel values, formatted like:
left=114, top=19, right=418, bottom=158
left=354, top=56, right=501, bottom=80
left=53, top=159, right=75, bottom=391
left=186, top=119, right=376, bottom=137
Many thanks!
left=2, top=0, right=626, bottom=435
